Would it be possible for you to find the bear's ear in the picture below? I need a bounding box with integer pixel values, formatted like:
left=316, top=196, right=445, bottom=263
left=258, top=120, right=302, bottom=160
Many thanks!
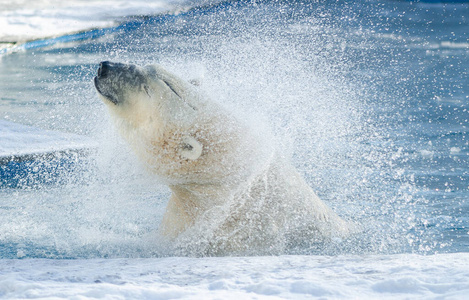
left=180, top=136, right=203, bottom=160
left=188, top=79, right=201, bottom=86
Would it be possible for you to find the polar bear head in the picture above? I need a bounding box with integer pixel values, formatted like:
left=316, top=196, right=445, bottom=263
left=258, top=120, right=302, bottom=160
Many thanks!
left=94, top=61, right=268, bottom=187
left=94, top=61, right=200, bottom=138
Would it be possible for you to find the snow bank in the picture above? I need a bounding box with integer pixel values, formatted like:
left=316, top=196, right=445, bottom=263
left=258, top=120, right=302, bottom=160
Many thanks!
left=0, top=120, right=95, bottom=161
left=1, top=254, right=468, bottom=299
left=0, top=0, right=189, bottom=43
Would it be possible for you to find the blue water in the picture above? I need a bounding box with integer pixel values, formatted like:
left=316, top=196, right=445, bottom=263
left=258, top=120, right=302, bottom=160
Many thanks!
left=0, top=0, right=468, bottom=258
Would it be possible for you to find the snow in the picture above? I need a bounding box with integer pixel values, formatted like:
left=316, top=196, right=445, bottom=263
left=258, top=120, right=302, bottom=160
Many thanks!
left=1, top=254, right=469, bottom=299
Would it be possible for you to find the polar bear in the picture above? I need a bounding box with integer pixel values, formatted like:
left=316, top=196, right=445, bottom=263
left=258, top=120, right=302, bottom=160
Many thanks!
left=94, top=61, right=350, bottom=255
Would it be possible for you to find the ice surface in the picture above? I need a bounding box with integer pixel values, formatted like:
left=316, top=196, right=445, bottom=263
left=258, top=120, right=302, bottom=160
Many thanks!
left=0, top=120, right=95, bottom=160
left=1, top=254, right=468, bottom=299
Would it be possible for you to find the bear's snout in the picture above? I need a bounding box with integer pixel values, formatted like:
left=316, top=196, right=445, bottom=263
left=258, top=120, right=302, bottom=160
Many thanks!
left=95, top=61, right=142, bottom=105
left=97, top=61, right=130, bottom=79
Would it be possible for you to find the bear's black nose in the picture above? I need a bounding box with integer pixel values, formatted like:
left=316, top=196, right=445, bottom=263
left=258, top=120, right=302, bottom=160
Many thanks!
left=98, top=61, right=111, bottom=78
left=98, top=61, right=132, bottom=79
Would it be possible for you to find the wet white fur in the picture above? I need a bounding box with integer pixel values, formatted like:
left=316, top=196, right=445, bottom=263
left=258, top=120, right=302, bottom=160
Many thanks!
left=98, top=64, right=351, bottom=255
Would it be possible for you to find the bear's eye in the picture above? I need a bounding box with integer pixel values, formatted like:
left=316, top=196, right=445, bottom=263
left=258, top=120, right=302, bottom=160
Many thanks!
left=143, top=85, right=151, bottom=97
left=161, top=79, right=181, bottom=99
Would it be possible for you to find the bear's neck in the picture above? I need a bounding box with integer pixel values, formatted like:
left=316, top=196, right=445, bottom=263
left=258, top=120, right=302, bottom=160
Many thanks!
left=169, top=183, right=233, bottom=213
left=159, top=183, right=233, bottom=237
